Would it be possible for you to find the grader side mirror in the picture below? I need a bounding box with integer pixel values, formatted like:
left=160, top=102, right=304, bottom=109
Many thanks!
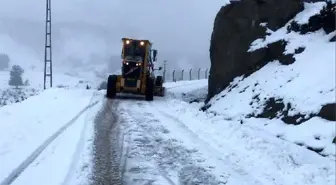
left=153, top=50, right=158, bottom=61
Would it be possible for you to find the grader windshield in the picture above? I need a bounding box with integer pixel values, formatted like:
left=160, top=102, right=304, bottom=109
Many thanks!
left=122, top=39, right=147, bottom=61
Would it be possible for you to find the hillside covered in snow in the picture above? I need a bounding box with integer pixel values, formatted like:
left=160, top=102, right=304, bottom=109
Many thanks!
left=204, top=0, right=335, bottom=158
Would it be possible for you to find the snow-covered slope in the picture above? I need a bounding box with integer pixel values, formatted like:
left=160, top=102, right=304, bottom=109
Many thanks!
left=203, top=1, right=335, bottom=158
left=0, top=88, right=100, bottom=184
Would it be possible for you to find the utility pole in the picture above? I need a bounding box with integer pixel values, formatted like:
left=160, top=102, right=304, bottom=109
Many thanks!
left=44, top=0, right=52, bottom=89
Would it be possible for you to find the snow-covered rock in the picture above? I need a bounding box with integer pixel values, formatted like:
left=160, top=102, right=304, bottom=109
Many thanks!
left=204, top=0, right=335, bottom=158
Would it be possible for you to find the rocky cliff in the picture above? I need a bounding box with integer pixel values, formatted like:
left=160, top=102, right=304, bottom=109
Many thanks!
left=208, top=0, right=335, bottom=101
left=203, top=0, right=335, bottom=157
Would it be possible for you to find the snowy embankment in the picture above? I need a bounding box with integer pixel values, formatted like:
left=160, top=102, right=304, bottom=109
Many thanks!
left=203, top=1, right=336, bottom=158
left=163, top=80, right=335, bottom=185
left=0, top=88, right=102, bottom=185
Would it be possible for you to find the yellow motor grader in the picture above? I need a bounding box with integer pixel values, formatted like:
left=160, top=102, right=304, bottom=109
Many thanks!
left=106, top=38, right=165, bottom=101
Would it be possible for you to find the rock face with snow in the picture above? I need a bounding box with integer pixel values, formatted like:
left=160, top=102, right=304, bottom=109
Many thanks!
left=208, top=0, right=335, bottom=101
left=203, top=0, right=336, bottom=158
left=208, top=0, right=303, bottom=100
left=288, top=1, right=335, bottom=35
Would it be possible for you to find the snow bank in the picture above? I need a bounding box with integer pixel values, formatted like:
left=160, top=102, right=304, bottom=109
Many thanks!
left=9, top=93, right=104, bottom=185
left=164, top=79, right=208, bottom=102
left=0, top=88, right=96, bottom=181
left=63, top=98, right=104, bottom=185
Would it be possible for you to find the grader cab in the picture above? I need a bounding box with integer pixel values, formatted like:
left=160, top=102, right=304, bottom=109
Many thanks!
left=106, top=38, right=165, bottom=101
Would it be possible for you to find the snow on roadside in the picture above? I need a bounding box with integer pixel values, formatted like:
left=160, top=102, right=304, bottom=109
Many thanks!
left=245, top=117, right=336, bottom=157
left=63, top=92, right=105, bottom=185
left=0, top=88, right=96, bottom=182
left=164, top=79, right=208, bottom=101
left=163, top=79, right=207, bottom=89
left=157, top=95, right=336, bottom=185
left=10, top=93, right=104, bottom=185
left=11, top=107, right=89, bottom=185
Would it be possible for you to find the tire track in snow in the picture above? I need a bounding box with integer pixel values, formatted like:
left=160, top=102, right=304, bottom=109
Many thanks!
left=61, top=92, right=103, bottom=185
left=118, top=101, right=177, bottom=185
left=91, top=99, right=122, bottom=185
left=149, top=102, right=267, bottom=185
left=119, top=101, right=222, bottom=185
left=0, top=92, right=100, bottom=185
left=120, top=132, right=131, bottom=183
left=110, top=100, right=175, bottom=185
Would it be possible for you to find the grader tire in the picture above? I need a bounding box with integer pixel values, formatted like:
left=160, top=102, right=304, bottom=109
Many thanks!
left=106, top=75, right=117, bottom=99
left=145, top=77, right=154, bottom=101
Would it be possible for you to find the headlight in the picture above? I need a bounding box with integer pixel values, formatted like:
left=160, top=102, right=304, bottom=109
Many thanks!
left=126, top=40, right=130, bottom=44
left=136, top=63, right=141, bottom=66
left=140, top=41, right=145, bottom=46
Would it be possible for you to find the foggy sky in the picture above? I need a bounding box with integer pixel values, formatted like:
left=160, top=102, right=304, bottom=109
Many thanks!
left=0, top=0, right=229, bottom=71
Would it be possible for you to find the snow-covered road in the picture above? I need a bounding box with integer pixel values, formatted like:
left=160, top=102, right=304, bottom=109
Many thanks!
left=115, top=95, right=335, bottom=185
left=0, top=80, right=334, bottom=185
left=119, top=99, right=251, bottom=185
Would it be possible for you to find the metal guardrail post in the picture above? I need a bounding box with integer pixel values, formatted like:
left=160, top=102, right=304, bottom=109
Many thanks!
left=181, top=69, right=184, bottom=80
left=172, top=70, right=176, bottom=82
left=198, top=68, right=201, bottom=80
left=168, top=67, right=209, bottom=81
left=189, top=69, right=192, bottom=80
